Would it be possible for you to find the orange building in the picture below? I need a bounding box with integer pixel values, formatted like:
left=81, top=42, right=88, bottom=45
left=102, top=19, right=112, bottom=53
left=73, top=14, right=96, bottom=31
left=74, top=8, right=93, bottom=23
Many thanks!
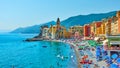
left=94, top=22, right=102, bottom=36
left=101, top=19, right=106, bottom=34
left=96, top=27, right=102, bottom=35
left=84, top=24, right=91, bottom=37
left=101, top=23, right=106, bottom=34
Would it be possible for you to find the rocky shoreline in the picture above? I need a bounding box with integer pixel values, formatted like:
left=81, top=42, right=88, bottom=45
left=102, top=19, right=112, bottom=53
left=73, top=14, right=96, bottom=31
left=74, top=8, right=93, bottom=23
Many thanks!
left=25, top=37, right=50, bottom=41
left=25, top=38, right=43, bottom=41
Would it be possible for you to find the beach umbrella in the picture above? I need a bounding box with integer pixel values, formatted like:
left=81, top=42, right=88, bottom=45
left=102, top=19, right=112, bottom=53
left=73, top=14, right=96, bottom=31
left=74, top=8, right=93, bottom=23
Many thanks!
left=101, top=49, right=105, bottom=53
left=96, top=47, right=100, bottom=52
left=110, top=64, right=118, bottom=68
left=107, top=59, right=112, bottom=64
left=104, top=55, right=109, bottom=60
left=96, top=53, right=100, bottom=61
left=80, top=58, right=85, bottom=64
left=96, top=46, right=101, bottom=50
left=104, top=56, right=112, bottom=64
left=116, top=58, right=120, bottom=63
left=96, top=45, right=101, bottom=48
left=111, top=54, right=118, bottom=59
left=96, top=48, right=101, bottom=57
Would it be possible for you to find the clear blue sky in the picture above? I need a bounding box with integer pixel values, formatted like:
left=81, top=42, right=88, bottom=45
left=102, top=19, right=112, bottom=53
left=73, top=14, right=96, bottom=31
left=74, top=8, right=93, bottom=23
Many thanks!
left=0, top=0, right=120, bottom=31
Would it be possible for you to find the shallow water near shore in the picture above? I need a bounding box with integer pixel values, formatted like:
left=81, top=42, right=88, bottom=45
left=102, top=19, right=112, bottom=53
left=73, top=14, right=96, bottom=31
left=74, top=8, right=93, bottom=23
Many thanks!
left=0, top=33, right=77, bottom=68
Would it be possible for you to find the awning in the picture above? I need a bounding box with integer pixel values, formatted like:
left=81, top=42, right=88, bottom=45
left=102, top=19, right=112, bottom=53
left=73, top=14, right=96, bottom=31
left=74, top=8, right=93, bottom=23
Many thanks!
left=110, top=41, right=120, bottom=45
left=94, top=37, right=100, bottom=41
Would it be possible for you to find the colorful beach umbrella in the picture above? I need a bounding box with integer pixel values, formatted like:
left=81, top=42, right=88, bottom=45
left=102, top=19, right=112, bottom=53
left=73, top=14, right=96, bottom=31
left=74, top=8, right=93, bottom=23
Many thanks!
left=110, top=64, right=118, bottom=68
left=111, top=54, right=118, bottom=59
left=96, top=51, right=100, bottom=56
left=103, top=55, right=109, bottom=60
left=116, top=58, right=120, bottom=63
left=104, top=56, right=112, bottom=64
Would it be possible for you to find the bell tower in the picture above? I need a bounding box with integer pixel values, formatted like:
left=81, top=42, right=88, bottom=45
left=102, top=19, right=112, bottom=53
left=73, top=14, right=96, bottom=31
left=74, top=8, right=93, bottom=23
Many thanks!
left=56, top=18, right=60, bottom=26
left=56, top=18, right=60, bottom=30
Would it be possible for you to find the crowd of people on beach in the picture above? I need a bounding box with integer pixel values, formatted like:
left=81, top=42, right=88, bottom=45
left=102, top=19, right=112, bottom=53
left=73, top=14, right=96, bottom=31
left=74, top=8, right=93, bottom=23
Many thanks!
left=95, top=46, right=120, bottom=68
left=57, top=38, right=120, bottom=68
left=64, top=38, right=120, bottom=68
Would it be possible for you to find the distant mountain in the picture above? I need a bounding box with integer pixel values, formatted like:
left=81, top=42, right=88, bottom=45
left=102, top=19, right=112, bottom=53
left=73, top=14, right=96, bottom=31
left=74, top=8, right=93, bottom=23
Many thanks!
left=11, top=11, right=117, bottom=33
left=11, top=21, right=56, bottom=33
left=61, top=11, right=116, bottom=28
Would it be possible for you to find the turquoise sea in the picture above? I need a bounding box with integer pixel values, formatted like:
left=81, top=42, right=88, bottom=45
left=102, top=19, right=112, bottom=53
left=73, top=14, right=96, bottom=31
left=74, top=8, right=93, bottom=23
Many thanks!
left=0, top=33, right=77, bottom=68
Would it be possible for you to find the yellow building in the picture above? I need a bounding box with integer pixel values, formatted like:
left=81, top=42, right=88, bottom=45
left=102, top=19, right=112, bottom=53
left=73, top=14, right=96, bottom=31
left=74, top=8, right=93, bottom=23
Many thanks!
left=93, top=20, right=106, bottom=36
left=48, top=18, right=71, bottom=39
left=94, top=21, right=102, bottom=36
left=110, top=11, right=120, bottom=35
left=101, top=19, right=106, bottom=34
left=96, top=27, right=102, bottom=36
left=63, top=31, right=72, bottom=38
left=90, top=21, right=105, bottom=37
left=90, top=22, right=95, bottom=36
left=105, top=18, right=112, bottom=35
left=111, top=16, right=118, bottom=35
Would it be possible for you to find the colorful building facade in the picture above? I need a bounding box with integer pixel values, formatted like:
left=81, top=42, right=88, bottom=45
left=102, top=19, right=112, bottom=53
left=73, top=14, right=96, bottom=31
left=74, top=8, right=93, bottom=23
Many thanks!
left=101, top=20, right=106, bottom=34
left=117, top=11, right=120, bottom=34
left=90, top=23, right=95, bottom=37
left=110, top=11, right=120, bottom=35
left=84, top=24, right=91, bottom=37
left=42, top=11, right=120, bottom=39
left=94, top=22, right=102, bottom=36
left=111, top=16, right=118, bottom=35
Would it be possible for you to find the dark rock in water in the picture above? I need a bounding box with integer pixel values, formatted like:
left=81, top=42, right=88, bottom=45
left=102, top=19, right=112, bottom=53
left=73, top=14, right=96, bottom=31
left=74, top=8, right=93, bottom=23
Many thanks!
left=42, top=46, right=47, bottom=48
left=64, top=56, right=68, bottom=59
left=29, top=62, right=33, bottom=65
